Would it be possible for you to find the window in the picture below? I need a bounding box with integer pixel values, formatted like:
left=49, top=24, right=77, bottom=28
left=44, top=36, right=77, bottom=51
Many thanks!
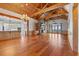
left=48, top=22, right=62, bottom=33
left=0, top=16, right=21, bottom=31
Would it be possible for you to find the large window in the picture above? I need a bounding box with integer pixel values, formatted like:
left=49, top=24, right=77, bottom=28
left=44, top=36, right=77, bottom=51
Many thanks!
left=39, top=19, right=67, bottom=33
left=48, top=23, right=62, bottom=33
left=0, top=22, right=3, bottom=31
left=0, top=16, right=21, bottom=31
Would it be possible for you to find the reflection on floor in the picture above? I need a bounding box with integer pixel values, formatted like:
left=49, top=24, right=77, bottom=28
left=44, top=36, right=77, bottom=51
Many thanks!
left=0, top=33, right=74, bottom=56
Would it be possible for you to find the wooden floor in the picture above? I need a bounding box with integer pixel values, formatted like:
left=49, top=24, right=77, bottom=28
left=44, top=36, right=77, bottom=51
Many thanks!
left=0, top=33, right=74, bottom=56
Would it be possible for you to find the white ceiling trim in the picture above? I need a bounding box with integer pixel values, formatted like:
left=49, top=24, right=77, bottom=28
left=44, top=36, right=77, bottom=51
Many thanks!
left=0, top=8, right=22, bottom=18
left=64, top=4, right=72, bottom=12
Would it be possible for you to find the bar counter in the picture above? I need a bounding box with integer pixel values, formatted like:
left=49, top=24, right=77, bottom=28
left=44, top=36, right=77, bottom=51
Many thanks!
left=0, top=31, right=20, bottom=40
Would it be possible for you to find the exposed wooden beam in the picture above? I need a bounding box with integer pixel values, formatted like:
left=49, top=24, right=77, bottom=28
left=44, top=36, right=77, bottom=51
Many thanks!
left=46, top=13, right=67, bottom=20
left=73, top=3, right=78, bottom=55
left=62, top=8, right=68, bottom=13
left=0, top=13, right=20, bottom=19
left=41, top=3, right=42, bottom=9
left=45, top=11, right=55, bottom=19
left=42, top=3, right=48, bottom=9
left=46, top=15, right=68, bottom=21
left=45, top=8, right=68, bottom=20
left=32, top=3, right=68, bottom=17
left=25, top=4, right=40, bottom=11
left=73, top=3, right=78, bottom=9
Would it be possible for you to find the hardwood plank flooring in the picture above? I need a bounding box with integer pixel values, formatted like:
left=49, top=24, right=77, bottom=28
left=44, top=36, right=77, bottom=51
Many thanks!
left=0, top=33, right=74, bottom=56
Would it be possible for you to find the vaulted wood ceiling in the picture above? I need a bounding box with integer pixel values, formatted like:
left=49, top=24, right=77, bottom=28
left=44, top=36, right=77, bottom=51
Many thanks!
left=0, top=3, right=69, bottom=20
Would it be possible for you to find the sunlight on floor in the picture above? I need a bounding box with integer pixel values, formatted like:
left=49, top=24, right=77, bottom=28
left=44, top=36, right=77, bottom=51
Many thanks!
left=48, top=33, right=63, bottom=48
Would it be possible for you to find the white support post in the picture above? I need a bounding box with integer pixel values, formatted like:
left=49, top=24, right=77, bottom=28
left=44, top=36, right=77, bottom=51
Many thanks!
left=68, top=3, right=73, bottom=50
left=21, top=21, right=26, bottom=40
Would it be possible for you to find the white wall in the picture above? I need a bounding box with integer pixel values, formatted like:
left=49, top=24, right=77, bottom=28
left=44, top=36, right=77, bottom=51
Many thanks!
left=0, top=15, right=22, bottom=31
left=52, top=19, right=68, bottom=31
left=68, top=4, right=73, bottom=50
left=47, top=19, right=68, bottom=32
left=0, top=8, right=22, bottom=18
left=28, top=18, right=37, bottom=31
left=64, top=4, right=74, bottom=50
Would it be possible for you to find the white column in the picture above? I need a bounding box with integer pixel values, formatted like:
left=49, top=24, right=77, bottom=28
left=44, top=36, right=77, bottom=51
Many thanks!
left=21, top=21, right=27, bottom=39
left=68, top=3, right=73, bottom=50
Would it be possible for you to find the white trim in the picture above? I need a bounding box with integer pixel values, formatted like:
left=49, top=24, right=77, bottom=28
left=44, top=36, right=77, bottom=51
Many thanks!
left=68, top=3, right=73, bottom=50
left=0, top=8, right=22, bottom=18
left=0, top=15, right=23, bottom=23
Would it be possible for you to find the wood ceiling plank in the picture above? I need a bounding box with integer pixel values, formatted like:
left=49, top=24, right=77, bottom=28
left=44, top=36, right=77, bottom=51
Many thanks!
left=73, top=3, right=78, bottom=55
left=0, top=3, right=68, bottom=20
left=32, top=3, right=68, bottom=17
left=26, top=4, right=41, bottom=11
left=45, top=13, right=67, bottom=20
left=45, top=9, right=68, bottom=20
left=0, top=3, right=25, bottom=14
left=42, top=3, right=48, bottom=9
